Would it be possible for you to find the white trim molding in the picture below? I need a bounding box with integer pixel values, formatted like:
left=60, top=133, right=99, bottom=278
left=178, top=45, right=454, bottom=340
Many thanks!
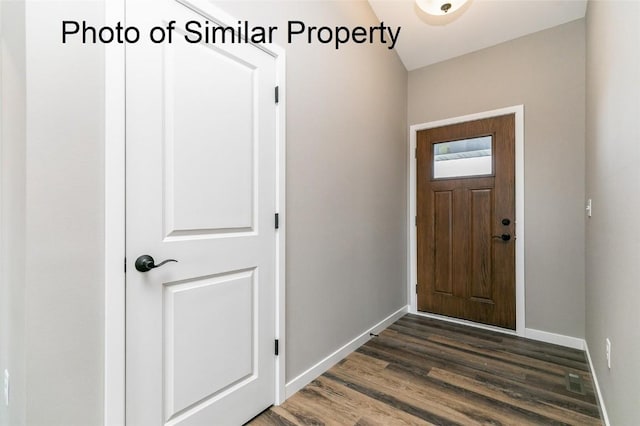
left=103, top=0, right=287, bottom=422
left=284, top=306, right=408, bottom=399
left=523, top=328, right=584, bottom=350
left=407, top=105, right=526, bottom=336
left=273, top=29, right=287, bottom=407
left=584, top=341, right=611, bottom=426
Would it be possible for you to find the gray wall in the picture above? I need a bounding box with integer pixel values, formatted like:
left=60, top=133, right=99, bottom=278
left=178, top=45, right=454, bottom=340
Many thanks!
left=213, top=1, right=408, bottom=381
left=585, top=1, right=640, bottom=423
left=24, top=2, right=105, bottom=424
left=0, top=1, right=27, bottom=425
left=0, top=2, right=106, bottom=425
left=408, top=20, right=586, bottom=338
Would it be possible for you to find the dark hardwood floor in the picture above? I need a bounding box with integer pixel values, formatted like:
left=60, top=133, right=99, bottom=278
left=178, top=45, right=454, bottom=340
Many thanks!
left=249, top=314, right=603, bottom=425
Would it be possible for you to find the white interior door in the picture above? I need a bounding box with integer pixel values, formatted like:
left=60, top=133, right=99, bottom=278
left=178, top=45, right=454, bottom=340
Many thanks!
left=125, top=1, right=278, bottom=424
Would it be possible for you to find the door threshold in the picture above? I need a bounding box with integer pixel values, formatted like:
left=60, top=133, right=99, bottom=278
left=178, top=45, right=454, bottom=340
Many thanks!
left=411, top=310, right=520, bottom=337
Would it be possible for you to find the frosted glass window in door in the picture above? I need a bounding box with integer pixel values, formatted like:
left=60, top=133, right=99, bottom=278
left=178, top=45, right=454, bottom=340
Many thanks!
left=433, top=136, right=492, bottom=179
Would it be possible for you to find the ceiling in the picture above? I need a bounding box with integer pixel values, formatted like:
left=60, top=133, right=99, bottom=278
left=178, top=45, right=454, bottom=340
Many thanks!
left=368, top=0, right=587, bottom=71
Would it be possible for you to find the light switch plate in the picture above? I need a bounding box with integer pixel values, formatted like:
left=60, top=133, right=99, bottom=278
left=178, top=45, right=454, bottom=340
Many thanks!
left=3, top=369, right=8, bottom=406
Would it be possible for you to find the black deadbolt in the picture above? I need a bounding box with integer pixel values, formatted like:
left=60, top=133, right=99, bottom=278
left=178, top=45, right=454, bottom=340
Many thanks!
left=502, top=218, right=511, bottom=226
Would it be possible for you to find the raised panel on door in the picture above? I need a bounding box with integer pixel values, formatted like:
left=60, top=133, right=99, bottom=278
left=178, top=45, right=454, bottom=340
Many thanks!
left=165, top=37, right=257, bottom=237
left=433, top=190, right=453, bottom=295
left=164, top=269, right=256, bottom=421
left=469, top=188, right=493, bottom=301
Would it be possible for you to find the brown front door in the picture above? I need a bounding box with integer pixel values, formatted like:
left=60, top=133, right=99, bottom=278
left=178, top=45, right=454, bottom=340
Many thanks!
left=417, top=114, right=516, bottom=329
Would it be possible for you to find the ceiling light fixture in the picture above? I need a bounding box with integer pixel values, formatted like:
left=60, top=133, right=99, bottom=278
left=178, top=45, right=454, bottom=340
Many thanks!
left=416, top=0, right=469, bottom=16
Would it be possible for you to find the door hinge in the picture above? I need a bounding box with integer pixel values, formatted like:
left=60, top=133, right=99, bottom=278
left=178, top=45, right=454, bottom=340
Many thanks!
left=416, top=284, right=419, bottom=294
left=275, top=86, right=279, bottom=104
left=274, top=339, right=279, bottom=356
left=415, top=147, right=417, bottom=159
left=415, top=215, right=417, bottom=226
left=275, top=213, right=279, bottom=229
left=124, top=257, right=127, bottom=273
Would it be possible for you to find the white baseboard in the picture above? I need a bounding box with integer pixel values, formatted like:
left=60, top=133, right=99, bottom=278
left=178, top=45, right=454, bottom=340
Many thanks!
left=584, top=341, right=610, bottom=426
left=284, top=305, right=409, bottom=399
left=523, top=328, right=585, bottom=350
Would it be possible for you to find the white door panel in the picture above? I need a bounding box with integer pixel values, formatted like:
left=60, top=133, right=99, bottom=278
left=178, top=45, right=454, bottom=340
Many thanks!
left=167, top=39, right=256, bottom=234
left=126, top=0, right=277, bottom=424
left=165, top=269, right=255, bottom=419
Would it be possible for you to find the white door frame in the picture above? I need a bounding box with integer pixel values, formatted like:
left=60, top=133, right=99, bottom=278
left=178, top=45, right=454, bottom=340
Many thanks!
left=407, top=105, right=525, bottom=337
left=104, top=1, right=287, bottom=423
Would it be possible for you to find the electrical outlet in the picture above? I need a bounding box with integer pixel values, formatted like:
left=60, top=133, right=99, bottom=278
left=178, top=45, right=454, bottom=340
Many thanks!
left=3, top=369, right=8, bottom=406
left=606, top=338, right=611, bottom=369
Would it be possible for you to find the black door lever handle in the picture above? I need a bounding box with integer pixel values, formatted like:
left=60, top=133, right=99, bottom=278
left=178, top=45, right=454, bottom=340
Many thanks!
left=135, top=255, right=178, bottom=272
left=492, top=233, right=511, bottom=241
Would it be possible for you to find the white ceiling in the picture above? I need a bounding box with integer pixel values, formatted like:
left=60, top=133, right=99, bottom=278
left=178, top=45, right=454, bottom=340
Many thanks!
left=368, top=0, right=587, bottom=71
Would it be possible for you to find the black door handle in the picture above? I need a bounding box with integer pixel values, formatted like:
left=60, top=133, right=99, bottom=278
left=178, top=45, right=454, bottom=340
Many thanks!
left=492, top=233, right=511, bottom=241
left=135, top=255, right=178, bottom=272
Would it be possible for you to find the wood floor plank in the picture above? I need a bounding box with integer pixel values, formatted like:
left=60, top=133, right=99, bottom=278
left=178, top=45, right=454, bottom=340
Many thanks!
left=332, top=359, right=485, bottom=425
left=428, top=367, right=601, bottom=425
left=353, top=417, right=386, bottom=426
left=381, top=329, right=547, bottom=382
left=427, top=333, right=589, bottom=376
left=359, top=339, right=600, bottom=422
left=310, top=376, right=433, bottom=426
left=259, top=405, right=304, bottom=425
left=333, top=356, right=554, bottom=425
left=471, top=368, right=600, bottom=417
left=396, top=318, right=590, bottom=371
left=324, top=370, right=465, bottom=426
left=248, top=408, right=299, bottom=426
left=266, top=398, right=325, bottom=426
left=388, top=323, right=579, bottom=378
left=377, top=328, right=598, bottom=403
left=347, top=351, right=389, bottom=369
left=278, top=388, right=360, bottom=425
left=249, top=314, right=603, bottom=426
left=397, top=316, right=587, bottom=363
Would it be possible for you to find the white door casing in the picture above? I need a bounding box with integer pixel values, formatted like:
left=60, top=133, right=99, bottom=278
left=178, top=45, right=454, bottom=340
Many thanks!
left=125, top=0, right=283, bottom=424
